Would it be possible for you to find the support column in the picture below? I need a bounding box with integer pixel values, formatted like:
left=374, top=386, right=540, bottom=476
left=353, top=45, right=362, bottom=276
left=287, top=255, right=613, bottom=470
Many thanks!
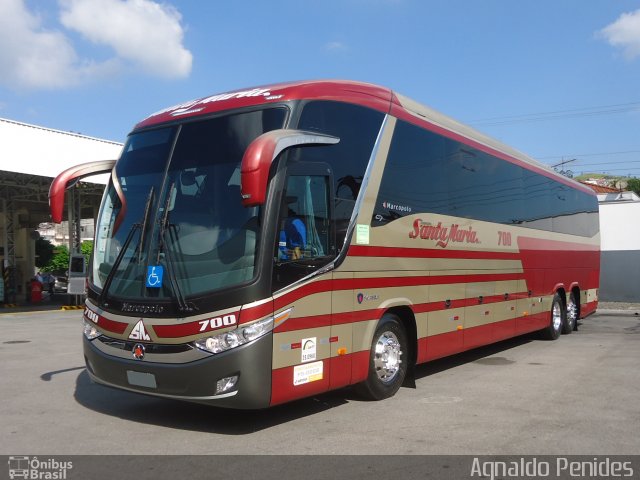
left=3, top=196, right=17, bottom=303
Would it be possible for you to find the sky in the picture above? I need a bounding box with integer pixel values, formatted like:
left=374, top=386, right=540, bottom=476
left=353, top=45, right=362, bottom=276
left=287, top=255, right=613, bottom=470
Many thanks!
left=1, top=0, right=640, bottom=177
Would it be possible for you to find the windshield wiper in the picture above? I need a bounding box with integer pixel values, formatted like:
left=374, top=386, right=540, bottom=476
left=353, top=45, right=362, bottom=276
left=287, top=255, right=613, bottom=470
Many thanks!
left=157, top=182, right=196, bottom=313
left=98, top=223, right=140, bottom=307
left=99, top=186, right=155, bottom=307
left=137, top=186, right=155, bottom=264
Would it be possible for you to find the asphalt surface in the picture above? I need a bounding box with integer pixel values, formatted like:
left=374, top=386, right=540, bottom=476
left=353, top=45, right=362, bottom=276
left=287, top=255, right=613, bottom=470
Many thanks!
left=0, top=307, right=639, bottom=455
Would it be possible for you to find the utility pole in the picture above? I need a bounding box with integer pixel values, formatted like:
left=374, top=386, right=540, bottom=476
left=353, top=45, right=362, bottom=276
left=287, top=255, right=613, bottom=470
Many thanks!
left=551, top=158, right=576, bottom=178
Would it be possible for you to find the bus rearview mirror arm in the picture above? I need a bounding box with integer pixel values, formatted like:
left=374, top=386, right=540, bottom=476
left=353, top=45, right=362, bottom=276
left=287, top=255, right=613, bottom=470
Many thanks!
left=49, top=159, right=117, bottom=223
left=240, top=129, right=339, bottom=207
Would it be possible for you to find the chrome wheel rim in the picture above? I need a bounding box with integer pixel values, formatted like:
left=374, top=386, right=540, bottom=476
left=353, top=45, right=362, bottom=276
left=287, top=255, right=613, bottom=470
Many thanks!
left=567, top=299, right=577, bottom=327
left=374, top=331, right=402, bottom=383
left=552, top=302, right=562, bottom=331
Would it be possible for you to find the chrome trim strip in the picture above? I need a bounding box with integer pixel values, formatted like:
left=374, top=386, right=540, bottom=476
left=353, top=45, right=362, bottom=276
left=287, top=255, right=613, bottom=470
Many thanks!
left=272, top=114, right=391, bottom=297
left=340, top=113, right=390, bottom=254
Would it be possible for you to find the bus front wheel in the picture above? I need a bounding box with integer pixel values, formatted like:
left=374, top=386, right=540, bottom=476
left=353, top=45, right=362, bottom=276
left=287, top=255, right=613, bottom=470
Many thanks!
left=357, top=313, right=408, bottom=400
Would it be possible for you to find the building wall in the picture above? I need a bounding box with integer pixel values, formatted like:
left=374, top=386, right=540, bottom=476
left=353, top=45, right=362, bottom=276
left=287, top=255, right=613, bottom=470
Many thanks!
left=598, top=198, right=640, bottom=302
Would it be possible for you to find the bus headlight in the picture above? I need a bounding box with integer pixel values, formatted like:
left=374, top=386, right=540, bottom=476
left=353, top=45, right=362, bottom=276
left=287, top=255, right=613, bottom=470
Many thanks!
left=195, top=316, right=274, bottom=354
left=83, top=319, right=101, bottom=340
left=194, top=308, right=293, bottom=355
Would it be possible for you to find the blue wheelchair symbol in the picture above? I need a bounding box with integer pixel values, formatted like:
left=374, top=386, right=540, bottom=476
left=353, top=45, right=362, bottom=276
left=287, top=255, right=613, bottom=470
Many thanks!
left=146, top=266, right=164, bottom=288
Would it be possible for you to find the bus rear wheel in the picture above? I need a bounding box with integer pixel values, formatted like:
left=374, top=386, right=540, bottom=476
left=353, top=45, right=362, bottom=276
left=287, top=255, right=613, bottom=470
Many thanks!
left=357, top=313, right=408, bottom=400
left=563, top=291, right=579, bottom=334
left=541, top=293, right=565, bottom=340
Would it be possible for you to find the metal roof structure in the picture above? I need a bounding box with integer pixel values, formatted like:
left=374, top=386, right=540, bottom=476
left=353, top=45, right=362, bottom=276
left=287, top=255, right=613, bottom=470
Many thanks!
left=0, top=117, right=122, bottom=225
left=0, top=117, right=122, bottom=301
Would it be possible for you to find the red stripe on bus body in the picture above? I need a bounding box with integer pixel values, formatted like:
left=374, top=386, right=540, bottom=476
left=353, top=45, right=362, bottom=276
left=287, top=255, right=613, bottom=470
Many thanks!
left=84, top=308, right=128, bottom=335
left=274, top=292, right=531, bottom=334
left=269, top=350, right=370, bottom=406
left=246, top=273, right=525, bottom=326
left=238, top=300, right=274, bottom=325
left=347, top=245, right=521, bottom=261
left=96, top=316, right=128, bottom=335
left=274, top=308, right=383, bottom=333
left=350, top=272, right=524, bottom=290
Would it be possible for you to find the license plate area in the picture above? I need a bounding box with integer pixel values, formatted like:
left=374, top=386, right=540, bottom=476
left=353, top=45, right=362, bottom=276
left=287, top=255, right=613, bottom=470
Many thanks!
left=127, top=370, right=157, bottom=389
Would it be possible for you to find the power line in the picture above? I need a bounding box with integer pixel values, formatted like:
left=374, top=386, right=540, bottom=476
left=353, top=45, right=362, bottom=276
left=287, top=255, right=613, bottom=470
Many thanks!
left=582, top=168, right=640, bottom=173
left=469, top=101, right=640, bottom=126
left=571, top=159, right=640, bottom=168
left=536, top=149, right=640, bottom=160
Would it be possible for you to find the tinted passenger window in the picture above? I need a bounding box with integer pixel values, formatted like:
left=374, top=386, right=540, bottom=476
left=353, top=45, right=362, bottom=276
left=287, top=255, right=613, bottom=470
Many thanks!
left=296, top=101, right=385, bottom=250
left=374, top=119, right=598, bottom=237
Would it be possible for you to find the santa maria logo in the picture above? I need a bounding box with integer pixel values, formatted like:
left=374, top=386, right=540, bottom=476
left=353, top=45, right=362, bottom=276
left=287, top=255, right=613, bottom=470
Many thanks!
left=129, top=320, right=151, bottom=341
left=409, top=219, right=480, bottom=248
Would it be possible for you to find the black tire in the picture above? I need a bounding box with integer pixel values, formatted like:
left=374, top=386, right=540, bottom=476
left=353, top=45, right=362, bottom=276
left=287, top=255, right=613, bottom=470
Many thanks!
left=563, top=291, right=579, bottom=334
left=356, top=314, right=408, bottom=400
left=541, top=293, right=565, bottom=340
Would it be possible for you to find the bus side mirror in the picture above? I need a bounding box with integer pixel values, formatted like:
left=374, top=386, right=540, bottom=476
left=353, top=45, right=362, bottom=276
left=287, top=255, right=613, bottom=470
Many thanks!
left=49, top=160, right=117, bottom=223
left=240, top=129, right=339, bottom=207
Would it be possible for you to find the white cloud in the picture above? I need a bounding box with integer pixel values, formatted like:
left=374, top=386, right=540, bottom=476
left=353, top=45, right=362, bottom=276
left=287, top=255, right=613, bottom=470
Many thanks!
left=0, top=0, right=110, bottom=89
left=324, top=41, right=348, bottom=53
left=59, top=0, right=192, bottom=79
left=0, top=0, right=191, bottom=91
left=600, top=9, right=640, bottom=60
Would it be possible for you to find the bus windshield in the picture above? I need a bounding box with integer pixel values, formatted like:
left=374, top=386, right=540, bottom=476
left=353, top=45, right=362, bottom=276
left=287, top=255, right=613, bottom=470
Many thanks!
left=92, top=107, right=288, bottom=301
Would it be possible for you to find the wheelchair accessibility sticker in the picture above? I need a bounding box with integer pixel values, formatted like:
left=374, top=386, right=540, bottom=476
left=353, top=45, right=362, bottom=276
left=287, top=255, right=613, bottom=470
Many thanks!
left=146, top=266, right=164, bottom=288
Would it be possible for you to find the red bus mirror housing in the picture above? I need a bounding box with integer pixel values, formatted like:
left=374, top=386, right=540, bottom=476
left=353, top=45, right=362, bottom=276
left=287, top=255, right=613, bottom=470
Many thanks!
left=49, top=159, right=116, bottom=223
left=240, top=129, right=339, bottom=207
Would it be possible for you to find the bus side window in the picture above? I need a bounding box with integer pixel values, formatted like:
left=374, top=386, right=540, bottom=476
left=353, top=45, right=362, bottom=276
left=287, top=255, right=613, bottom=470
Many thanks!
left=273, top=172, right=334, bottom=291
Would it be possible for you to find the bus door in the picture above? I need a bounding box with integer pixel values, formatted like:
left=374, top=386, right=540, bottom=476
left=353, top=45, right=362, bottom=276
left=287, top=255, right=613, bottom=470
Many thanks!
left=272, top=161, right=337, bottom=398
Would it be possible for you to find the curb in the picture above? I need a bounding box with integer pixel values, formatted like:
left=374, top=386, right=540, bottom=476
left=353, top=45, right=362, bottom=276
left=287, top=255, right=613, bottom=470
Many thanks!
left=60, top=305, right=84, bottom=310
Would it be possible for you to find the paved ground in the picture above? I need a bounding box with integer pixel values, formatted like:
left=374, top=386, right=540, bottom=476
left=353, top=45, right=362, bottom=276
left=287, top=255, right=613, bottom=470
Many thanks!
left=0, top=307, right=638, bottom=455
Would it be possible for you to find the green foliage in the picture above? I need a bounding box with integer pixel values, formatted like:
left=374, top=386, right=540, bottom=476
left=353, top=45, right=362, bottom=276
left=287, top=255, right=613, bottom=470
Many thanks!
left=35, top=238, right=55, bottom=268
left=44, top=244, right=69, bottom=273
left=42, top=241, right=93, bottom=273
left=627, top=178, right=640, bottom=196
left=81, top=241, right=93, bottom=263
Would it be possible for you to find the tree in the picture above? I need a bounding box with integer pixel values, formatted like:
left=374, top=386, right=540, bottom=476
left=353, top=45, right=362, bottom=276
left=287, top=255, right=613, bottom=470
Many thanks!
left=45, top=244, right=69, bottom=273
left=35, top=238, right=55, bottom=268
left=627, top=178, right=640, bottom=196
left=43, top=241, right=93, bottom=273
left=81, top=241, right=93, bottom=264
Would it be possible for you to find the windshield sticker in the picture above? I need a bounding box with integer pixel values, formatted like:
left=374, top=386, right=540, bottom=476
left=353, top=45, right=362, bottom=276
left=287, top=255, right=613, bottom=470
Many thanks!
left=146, top=266, right=164, bottom=288
left=356, top=224, right=370, bottom=245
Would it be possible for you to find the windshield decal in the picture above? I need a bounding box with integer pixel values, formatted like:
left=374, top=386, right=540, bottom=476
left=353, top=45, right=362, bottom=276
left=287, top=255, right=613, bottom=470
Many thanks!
left=146, top=266, right=164, bottom=288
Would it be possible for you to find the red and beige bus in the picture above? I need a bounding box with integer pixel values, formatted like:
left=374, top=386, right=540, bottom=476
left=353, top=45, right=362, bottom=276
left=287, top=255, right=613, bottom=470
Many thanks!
left=50, top=80, right=600, bottom=408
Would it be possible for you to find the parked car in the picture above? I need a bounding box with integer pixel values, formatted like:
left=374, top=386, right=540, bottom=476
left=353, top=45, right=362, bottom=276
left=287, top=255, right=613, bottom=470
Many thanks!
left=51, top=270, right=68, bottom=293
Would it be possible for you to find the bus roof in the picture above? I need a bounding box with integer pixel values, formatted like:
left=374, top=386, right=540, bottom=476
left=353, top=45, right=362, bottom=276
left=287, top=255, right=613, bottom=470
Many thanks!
left=134, top=79, right=593, bottom=195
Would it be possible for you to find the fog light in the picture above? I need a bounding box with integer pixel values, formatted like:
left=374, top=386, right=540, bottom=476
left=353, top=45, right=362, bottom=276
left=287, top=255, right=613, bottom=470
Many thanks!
left=83, top=319, right=101, bottom=340
left=216, top=375, right=238, bottom=395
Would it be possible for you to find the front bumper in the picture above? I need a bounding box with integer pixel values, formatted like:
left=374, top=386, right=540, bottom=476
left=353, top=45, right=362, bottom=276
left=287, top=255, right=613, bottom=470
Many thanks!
left=83, top=332, right=273, bottom=409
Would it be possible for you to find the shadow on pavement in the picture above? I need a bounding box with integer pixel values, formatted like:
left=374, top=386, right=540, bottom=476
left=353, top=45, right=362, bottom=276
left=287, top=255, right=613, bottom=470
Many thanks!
left=71, top=333, right=542, bottom=434
left=73, top=370, right=353, bottom=434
